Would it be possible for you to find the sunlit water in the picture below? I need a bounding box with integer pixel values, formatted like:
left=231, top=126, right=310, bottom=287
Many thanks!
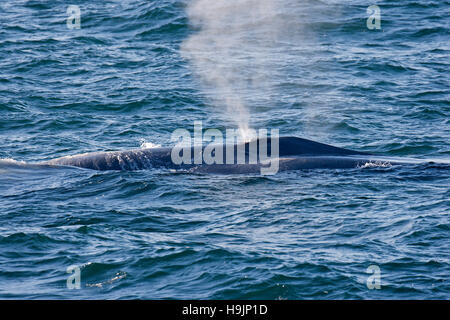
left=0, top=0, right=449, bottom=299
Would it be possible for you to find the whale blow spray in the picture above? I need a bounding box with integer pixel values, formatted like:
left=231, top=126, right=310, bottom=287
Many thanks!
left=181, top=0, right=285, bottom=141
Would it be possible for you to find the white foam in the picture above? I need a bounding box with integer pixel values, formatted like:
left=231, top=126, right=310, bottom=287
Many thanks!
left=0, top=158, right=26, bottom=165
left=357, top=161, right=392, bottom=169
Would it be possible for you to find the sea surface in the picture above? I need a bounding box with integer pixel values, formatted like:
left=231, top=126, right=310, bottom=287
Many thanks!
left=0, top=0, right=449, bottom=299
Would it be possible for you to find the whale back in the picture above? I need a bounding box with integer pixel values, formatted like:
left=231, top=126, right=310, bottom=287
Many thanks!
left=276, top=137, right=368, bottom=156
left=44, top=137, right=369, bottom=171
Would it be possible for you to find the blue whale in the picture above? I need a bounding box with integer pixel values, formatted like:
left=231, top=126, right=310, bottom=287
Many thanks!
left=41, top=137, right=440, bottom=174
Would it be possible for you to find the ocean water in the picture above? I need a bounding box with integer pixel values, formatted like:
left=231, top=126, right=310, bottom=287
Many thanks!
left=0, top=0, right=449, bottom=299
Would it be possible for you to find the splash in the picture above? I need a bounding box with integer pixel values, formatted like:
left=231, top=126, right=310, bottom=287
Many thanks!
left=181, top=0, right=284, bottom=140
left=139, top=139, right=161, bottom=149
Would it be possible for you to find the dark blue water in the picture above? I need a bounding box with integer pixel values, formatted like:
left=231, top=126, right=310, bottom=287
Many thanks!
left=0, top=0, right=449, bottom=299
